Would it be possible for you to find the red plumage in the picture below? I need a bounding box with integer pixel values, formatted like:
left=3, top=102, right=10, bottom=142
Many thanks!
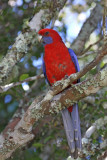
left=44, top=41, right=76, bottom=84
left=39, top=29, right=76, bottom=112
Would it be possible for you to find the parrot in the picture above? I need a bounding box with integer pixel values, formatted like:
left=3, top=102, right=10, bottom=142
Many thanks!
left=38, top=28, right=82, bottom=159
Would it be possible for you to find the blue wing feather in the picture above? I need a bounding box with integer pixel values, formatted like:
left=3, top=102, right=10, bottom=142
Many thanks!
left=68, top=48, right=80, bottom=72
left=68, top=48, right=80, bottom=83
left=42, top=58, right=51, bottom=85
left=42, top=59, right=46, bottom=79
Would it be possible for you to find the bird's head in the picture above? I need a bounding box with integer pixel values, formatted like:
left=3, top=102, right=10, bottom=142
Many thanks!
left=38, top=28, right=62, bottom=46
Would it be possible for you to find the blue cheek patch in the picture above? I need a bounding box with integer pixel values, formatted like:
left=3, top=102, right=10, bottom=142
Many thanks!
left=42, top=36, right=53, bottom=46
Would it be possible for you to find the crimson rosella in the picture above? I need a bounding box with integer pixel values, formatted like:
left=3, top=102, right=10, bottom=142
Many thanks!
left=38, top=28, right=82, bottom=158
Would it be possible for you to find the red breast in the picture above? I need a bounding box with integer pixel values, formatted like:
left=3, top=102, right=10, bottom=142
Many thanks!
left=44, top=41, right=76, bottom=85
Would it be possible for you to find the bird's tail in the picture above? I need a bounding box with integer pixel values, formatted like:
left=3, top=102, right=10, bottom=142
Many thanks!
left=61, top=104, right=82, bottom=159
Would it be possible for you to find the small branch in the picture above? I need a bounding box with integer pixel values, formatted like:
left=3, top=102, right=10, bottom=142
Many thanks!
left=71, top=3, right=102, bottom=55
left=77, top=51, right=97, bottom=59
left=80, top=37, right=103, bottom=55
left=0, top=74, right=44, bottom=93
left=84, top=116, right=107, bottom=139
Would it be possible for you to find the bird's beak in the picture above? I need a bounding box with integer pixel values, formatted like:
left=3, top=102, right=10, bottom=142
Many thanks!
left=40, top=36, right=43, bottom=43
left=40, top=36, right=46, bottom=45
left=38, top=35, right=43, bottom=43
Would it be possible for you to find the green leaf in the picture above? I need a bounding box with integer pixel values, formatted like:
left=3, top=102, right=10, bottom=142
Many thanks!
left=100, top=61, right=105, bottom=68
left=44, top=135, right=53, bottom=143
left=19, top=74, right=29, bottom=81
left=33, top=143, right=43, bottom=149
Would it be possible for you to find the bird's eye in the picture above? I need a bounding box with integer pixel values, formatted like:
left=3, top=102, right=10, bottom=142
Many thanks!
left=45, top=32, right=49, bottom=36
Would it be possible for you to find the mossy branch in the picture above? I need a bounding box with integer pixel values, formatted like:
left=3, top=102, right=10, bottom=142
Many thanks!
left=0, top=66, right=107, bottom=160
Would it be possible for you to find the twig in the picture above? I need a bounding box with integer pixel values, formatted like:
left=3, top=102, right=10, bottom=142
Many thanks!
left=84, top=116, right=107, bottom=139
left=77, top=51, right=97, bottom=59
left=0, top=74, right=44, bottom=93
left=71, top=3, right=102, bottom=55
left=81, top=37, right=103, bottom=55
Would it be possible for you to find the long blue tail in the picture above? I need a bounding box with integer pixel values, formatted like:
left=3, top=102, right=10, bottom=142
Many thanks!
left=61, top=104, right=82, bottom=159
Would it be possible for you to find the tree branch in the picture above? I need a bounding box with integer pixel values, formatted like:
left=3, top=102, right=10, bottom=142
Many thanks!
left=29, top=67, right=107, bottom=121
left=71, top=3, right=102, bottom=55
left=80, top=37, right=103, bottom=55
left=0, top=74, right=44, bottom=93
left=0, top=66, right=107, bottom=159
left=84, top=116, right=107, bottom=139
